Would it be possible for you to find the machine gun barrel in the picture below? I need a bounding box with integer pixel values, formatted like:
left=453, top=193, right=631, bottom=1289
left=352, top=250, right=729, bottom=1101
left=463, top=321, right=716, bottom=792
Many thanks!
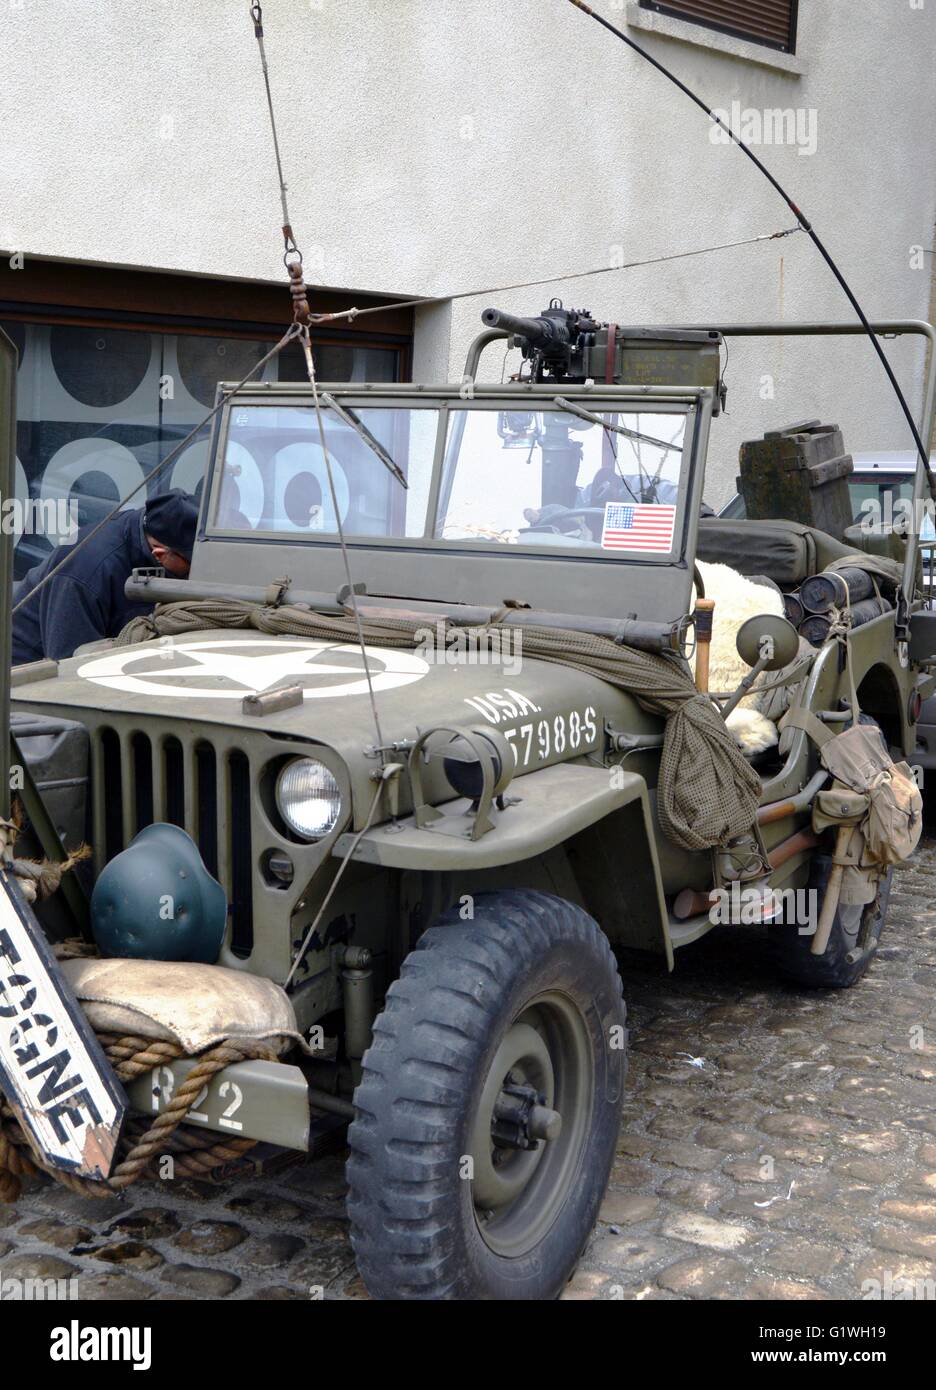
left=481, top=307, right=563, bottom=347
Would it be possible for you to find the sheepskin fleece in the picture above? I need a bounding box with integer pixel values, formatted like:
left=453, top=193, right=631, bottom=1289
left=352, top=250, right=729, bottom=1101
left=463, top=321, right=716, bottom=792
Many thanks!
left=694, top=560, right=784, bottom=754
left=724, top=705, right=779, bottom=756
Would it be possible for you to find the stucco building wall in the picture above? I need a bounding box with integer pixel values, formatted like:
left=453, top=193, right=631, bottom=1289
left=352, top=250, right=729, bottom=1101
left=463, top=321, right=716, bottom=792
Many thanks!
left=2, top=0, right=934, bottom=502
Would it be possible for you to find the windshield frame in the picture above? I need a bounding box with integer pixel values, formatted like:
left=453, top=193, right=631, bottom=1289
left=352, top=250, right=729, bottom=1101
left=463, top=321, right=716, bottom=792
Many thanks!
left=202, top=381, right=710, bottom=566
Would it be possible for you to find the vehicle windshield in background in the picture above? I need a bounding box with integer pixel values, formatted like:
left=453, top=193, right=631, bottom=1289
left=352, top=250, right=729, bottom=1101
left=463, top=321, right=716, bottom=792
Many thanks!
left=214, top=404, right=438, bottom=539
left=848, top=475, right=936, bottom=540
left=436, top=407, right=688, bottom=553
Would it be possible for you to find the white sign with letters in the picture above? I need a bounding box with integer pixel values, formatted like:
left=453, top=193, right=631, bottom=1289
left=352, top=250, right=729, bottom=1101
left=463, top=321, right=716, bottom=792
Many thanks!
left=0, top=871, right=125, bottom=1178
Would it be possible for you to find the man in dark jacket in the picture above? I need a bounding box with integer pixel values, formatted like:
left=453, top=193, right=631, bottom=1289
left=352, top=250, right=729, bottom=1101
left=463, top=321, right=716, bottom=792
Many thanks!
left=12, top=489, right=199, bottom=664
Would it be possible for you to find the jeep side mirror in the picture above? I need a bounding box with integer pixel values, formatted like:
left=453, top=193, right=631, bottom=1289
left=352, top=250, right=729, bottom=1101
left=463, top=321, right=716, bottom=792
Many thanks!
left=735, top=614, right=800, bottom=672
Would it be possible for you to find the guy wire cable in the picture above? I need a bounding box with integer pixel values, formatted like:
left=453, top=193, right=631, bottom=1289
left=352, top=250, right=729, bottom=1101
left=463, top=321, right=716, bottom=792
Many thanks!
left=564, top=0, right=936, bottom=505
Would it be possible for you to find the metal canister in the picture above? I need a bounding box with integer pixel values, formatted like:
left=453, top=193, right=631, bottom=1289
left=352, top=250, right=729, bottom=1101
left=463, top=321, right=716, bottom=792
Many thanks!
left=799, top=595, right=892, bottom=647
left=799, top=567, right=875, bottom=614
left=799, top=612, right=832, bottom=647
left=783, top=591, right=805, bottom=626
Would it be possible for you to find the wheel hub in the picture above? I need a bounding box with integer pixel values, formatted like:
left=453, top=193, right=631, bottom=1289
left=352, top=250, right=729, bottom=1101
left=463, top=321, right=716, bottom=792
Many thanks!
left=468, top=994, right=593, bottom=1259
left=492, top=1077, right=563, bottom=1151
left=470, top=1022, right=555, bottom=1212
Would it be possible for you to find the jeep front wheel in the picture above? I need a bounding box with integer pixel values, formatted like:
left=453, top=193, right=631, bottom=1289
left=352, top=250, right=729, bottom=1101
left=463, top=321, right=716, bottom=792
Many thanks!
left=346, top=889, right=626, bottom=1300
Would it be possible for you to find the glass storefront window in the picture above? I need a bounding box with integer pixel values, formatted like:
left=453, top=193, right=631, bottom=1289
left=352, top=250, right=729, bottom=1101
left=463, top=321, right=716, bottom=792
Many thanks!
left=2, top=319, right=398, bottom=577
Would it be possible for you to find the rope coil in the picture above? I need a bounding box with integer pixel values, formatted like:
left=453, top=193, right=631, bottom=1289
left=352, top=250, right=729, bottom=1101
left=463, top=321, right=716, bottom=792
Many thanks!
left=0, top=810, right=92, bottom=903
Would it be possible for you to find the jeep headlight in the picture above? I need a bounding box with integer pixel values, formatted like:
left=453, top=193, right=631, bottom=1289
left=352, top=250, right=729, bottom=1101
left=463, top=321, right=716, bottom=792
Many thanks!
left=276, top=758, right=342, bottom=840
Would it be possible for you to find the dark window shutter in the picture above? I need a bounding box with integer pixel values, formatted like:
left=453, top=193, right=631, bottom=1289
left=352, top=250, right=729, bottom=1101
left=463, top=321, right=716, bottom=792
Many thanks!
left=639, top=1, right=798, bottom=53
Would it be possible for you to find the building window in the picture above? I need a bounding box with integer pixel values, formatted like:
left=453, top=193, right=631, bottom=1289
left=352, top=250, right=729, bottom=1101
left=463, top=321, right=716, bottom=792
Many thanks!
left=1, top=309, right=408, bottom=586
left=639, top=1, right=798, bottom=54
left=2, top=317, right=401, bottom=578
left=0, top=262, right=412, bottom=578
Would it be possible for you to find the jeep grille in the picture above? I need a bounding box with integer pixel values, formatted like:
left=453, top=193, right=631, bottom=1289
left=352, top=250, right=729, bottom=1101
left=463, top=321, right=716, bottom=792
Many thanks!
left=91, top=724, right=253, bottom=957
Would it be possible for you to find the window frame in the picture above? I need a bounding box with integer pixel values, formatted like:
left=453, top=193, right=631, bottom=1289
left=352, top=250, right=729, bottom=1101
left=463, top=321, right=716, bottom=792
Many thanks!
left=0, top=301, right=410, bottom=578
left=638, top=0, right=798, bottom=55
left=213, top=397, right=441, bottom=543
left=0, top=303, right=409, bottom=377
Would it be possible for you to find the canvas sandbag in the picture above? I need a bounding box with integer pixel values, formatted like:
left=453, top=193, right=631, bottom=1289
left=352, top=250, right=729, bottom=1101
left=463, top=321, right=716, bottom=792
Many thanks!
left=696, top=518, right=856, bottom=587
left=61, top=957, right=303, bottom=1055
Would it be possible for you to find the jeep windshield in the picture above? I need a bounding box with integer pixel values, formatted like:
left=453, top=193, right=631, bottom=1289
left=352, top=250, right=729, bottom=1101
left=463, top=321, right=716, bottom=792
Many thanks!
left=211, top=399, right=690, bottom=558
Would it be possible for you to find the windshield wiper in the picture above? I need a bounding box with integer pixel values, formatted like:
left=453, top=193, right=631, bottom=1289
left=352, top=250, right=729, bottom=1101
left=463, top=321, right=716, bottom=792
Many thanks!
left=553, top=396, right=677, bottom=454
left=320, top=392, right=408, bottom=489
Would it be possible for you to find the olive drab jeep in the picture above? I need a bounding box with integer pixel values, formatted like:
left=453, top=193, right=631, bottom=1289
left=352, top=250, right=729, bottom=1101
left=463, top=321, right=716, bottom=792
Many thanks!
left=2, top=310, right=935, bottom=1300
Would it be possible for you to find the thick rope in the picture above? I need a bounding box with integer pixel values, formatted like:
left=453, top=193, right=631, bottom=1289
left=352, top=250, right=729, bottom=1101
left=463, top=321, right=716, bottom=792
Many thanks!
left=117, top=598, right=761, bottom=852
left=98, top=1034, right=184, bottom=1080
left=0, top=813, right=92, bottom=903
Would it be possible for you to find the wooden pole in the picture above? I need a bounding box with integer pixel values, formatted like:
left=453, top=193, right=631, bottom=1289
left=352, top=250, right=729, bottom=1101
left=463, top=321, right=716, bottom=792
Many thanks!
left=694, top=598, right=716, bottom=692
left=810, top=824, right=852, bottom=955
left=672, top=829, right=819, bottom=920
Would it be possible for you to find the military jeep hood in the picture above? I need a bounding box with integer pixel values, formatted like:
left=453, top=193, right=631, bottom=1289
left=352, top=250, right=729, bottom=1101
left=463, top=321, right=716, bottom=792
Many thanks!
left=11, top=629, right=656, bottom=769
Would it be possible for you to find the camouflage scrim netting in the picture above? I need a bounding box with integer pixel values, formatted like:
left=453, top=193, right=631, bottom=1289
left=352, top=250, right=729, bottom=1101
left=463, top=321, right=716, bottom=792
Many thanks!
left=117, top=601, right=762, bottom=853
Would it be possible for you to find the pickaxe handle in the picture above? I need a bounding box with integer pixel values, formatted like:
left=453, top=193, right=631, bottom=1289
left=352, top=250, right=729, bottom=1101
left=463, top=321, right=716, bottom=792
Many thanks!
left=810, top=823, right=851, bottom=955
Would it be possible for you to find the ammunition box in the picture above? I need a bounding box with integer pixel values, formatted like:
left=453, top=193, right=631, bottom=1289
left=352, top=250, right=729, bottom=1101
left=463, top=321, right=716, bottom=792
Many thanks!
left=584, top=327, right=722, bottom=400
left=738, top=421, right=855, bottom=540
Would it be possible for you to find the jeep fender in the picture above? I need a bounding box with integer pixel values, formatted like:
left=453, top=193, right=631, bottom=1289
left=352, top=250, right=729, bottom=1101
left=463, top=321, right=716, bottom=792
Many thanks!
left=332, top=761, right=672, bottom=965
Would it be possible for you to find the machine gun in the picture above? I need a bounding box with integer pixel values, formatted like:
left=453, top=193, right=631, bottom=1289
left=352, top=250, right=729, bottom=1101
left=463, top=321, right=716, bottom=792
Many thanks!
left=481, top=301, right=726, bottom=411
left=482, top=301, right=601, bottom=382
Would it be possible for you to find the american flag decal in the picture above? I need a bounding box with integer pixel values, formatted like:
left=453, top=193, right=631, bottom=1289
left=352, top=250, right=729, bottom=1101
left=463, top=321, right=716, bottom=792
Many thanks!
left=601, top=501, right=676, bottom=553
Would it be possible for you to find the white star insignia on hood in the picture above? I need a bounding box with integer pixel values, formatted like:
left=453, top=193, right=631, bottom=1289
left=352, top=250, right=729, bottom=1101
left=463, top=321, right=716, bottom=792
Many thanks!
left=76, top=639, right=429, bottom=700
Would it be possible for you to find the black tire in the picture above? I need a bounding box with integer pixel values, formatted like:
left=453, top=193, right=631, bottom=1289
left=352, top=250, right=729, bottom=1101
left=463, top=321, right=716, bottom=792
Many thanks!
left=768, top=854, right=893, bottom=988
left=346, top=889, right=626, bottom=1300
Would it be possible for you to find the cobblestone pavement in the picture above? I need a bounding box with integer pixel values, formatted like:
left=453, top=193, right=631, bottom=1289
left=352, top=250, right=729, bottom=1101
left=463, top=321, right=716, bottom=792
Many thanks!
left=2, top=837, right=935, bottom=1302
